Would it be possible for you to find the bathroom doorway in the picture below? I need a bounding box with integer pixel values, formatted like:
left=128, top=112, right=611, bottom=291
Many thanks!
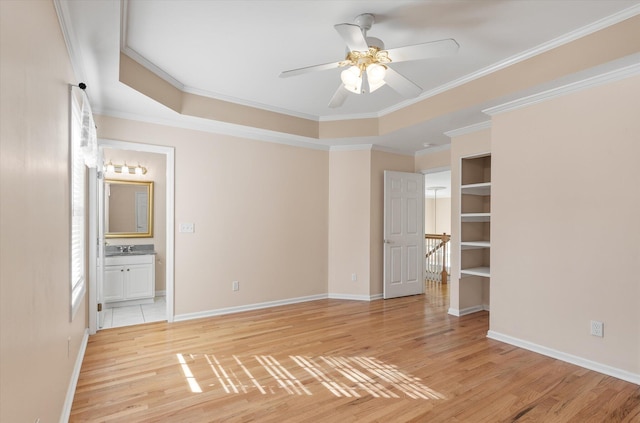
left=88, top=140, right=175, bottom=333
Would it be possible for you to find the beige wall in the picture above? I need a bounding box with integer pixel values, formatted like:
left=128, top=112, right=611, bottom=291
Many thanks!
left=490, top=75, right=640, bottom=375
left=95, top=115, right=330, bottom=315
left=0, top=1, right=88, bottom=421
left=328, top=150, right=371, bottom=297
left=369, top=150, right=415, bottom=296
left=415, top=147, right=451, bottom=172
left=425, top=197, right=451, bottom=235
left=449, top=129, right=492, bottom=313
left=327, top=148, right=414, bottom=298
left=103, top=148, right=167, bottom=292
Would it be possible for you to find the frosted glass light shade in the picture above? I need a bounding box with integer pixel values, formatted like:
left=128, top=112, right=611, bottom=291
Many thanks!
left=366, top=64, right=386, bottom=93
left=341, top=66, right=362, bottom=94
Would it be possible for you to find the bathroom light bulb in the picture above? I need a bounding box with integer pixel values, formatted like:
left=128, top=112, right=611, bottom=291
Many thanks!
left=106, top=162, right=115, bottom=173
left=135, top=166, right=143, bottom=175
left=121, top=164, right=129, bottom=174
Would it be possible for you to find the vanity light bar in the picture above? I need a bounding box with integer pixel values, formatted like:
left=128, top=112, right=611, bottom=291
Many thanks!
left=104, top=162, right=148, bottom=175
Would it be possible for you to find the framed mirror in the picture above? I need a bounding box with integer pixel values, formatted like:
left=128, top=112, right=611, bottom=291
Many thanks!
left=105, top=179, right=154, bottom=238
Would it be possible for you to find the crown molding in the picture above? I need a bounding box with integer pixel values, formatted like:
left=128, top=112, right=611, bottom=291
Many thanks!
left=414, top=143, right=451, bottom=157
left=376, top=4, right=640, bottom=118
left=53, top=0, right=88, bottom=84
left=444, top=121, right=492, bottom=138
left=93, top=107, right=331, bottom=151
left=182, top=85, right=319, bottom=121
left=329, top=144, right=373, bottom=152
left=484, top=62, right=640, bottom=116
left=117, top=2, right=640, bottom=125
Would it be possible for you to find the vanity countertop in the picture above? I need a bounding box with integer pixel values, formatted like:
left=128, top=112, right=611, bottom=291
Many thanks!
left=105, top=244, right=156, bottom=257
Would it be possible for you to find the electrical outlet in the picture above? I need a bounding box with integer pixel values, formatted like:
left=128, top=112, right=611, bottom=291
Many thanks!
left=232, top=281, right=239, bottom=291
left=351, top=273, right=357, bottom=281
left=590, top=320, right=604, bottom=337
left=179, top=223, right=195, bottom=233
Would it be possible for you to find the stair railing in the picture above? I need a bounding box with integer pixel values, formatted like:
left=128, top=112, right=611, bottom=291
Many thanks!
left=425, top=233, right=451, bottom=283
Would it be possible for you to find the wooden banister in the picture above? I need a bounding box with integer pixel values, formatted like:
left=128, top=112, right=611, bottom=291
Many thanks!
left=425, top=233, right=450, bottom=284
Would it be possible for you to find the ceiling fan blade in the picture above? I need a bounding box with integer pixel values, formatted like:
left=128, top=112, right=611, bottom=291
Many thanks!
left=328, top=85, right=350, bottom=108
left=279, top=61, right=341, bottom=78
left=385, top=38, right=459, bottom=63
left=334, top=23, right=369, bottom=52
left=383, top=67, right=422, bottom=98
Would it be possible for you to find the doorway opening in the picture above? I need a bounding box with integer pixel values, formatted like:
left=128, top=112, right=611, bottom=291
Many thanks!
left=89, top=140, right=175, bottom=333
left=424, top=170, right=451, bottom=285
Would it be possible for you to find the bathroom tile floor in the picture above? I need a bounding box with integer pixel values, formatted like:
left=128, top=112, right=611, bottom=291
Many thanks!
left=101, top=296, right=166, bottom=329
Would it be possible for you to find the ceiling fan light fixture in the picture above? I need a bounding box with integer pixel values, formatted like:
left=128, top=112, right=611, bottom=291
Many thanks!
left=341, top=66, right=362, bottom=94
left=366, top=64, right=386, bottom=93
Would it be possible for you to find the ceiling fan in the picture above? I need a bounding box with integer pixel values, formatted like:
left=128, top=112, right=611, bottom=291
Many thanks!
left=279, top=13, right=460, bottom=108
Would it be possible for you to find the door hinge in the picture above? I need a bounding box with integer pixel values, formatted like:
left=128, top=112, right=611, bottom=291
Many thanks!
left=97, top=303, right=103, bottom=312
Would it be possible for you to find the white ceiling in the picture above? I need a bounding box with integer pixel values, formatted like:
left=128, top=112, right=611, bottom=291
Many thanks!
left=425, top=170, right=451, bottom=198
left=56, top=0, right=640, bottom=154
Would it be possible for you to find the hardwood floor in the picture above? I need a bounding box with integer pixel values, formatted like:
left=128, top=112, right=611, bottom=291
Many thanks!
left=71, top=282, right=640, bottom=422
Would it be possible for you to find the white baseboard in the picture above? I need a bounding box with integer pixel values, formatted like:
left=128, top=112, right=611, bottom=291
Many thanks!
left=328, top=293, right=383, bottom=301
left=155, top=290, right=166, bottom=297
left=487, top=330, right=640, bottom=386
left=174, top=294, right=328, bottom=322
left=60, top=328, right=90, bottom=423
left=448, top=304, right=490, bottom=316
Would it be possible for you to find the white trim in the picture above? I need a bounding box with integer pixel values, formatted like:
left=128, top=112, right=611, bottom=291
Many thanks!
left=419, top=165, right=451, bottom=175
left=487, top=330, right=640, bottom=386
left=328, top=293, right=383, bottom=301
left=379, top=4, right=640, bottom=119
left=329, top=144, right=373, bottom=152
left=155, top=290, right=166, bottom=297
left=59, top=329, right=89, bottom=423
left=448, top=304, right=489, bottom=317
left=444, top=121, right=492, bottom=138
left=97, top=139, right=176, bottom=323
left=414, top=143, right=451, bottom=157
left=118, top=2, right=640, bottom=123
left=174, top=294, right=328, bottom=322
left=53, top=0, right=88, bottom=84
left=484, top=62, right=640, bottom=116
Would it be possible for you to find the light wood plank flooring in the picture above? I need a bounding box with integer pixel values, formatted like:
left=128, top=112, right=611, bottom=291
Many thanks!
left=71, top=282, right=640, bottom=422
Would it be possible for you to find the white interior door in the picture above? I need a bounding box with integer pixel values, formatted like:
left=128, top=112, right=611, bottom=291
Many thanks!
left=384, top=171, right=425, bottom=299
left=96, top=170, right=105, bottom=329
left=88, top=159, right=105, bottom=333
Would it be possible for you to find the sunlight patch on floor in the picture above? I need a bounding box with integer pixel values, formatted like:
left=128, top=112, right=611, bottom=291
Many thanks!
left=176, top=353, right=445, bottom=400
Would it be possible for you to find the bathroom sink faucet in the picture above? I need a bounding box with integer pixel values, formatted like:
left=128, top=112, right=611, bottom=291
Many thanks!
left=118, top=245, right=133, bottom=253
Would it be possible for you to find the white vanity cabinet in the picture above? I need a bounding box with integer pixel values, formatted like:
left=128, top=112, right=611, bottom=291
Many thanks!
left=104, top=254, right=155, bottom=304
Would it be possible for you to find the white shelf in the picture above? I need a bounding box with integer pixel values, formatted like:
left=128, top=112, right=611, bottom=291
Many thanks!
left=461, top=182, right=491, bottom=196
left=461, top=213, right=490, bottom=222
left=461, top=241, right=490, bottom=249
left=460, top=267, right=491, bottom=277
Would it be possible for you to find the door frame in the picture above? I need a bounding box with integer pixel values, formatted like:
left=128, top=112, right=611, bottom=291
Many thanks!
left=88, top=139, right=175, bottom=334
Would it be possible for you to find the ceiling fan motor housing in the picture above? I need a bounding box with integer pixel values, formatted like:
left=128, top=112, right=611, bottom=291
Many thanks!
left=366, top=37, right=385, bottom=50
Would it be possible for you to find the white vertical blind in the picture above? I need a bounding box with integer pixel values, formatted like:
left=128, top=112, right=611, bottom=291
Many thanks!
left=70, top=95, right=85, bottom=318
